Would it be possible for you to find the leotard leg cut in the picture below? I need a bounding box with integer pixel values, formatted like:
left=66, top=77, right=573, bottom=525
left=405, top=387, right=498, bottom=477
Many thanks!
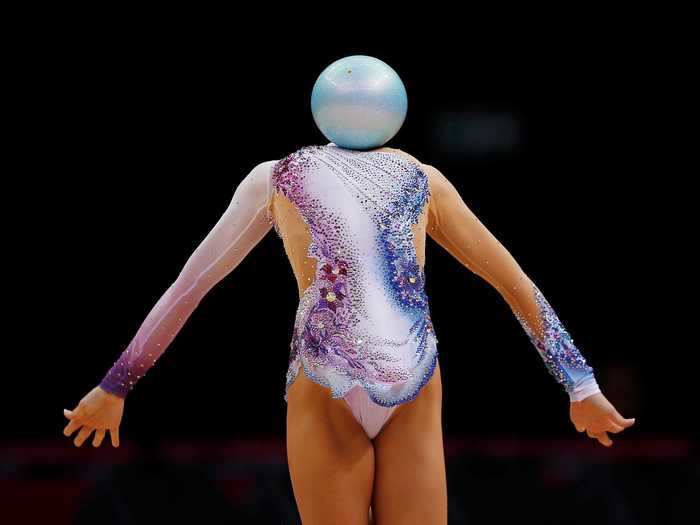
left=342, top=385, right=399, bottom=440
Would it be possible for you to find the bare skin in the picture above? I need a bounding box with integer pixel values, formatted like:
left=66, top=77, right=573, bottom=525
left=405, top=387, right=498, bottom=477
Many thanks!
left=62, top=366, right=634, bottom=525
left=285, top=360, right=446, bottom=525
left=63, top=386, right=123, bottom=447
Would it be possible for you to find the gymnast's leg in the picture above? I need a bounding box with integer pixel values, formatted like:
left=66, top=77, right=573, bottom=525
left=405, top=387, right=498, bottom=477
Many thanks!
left=286, top=364, right=375, bottom=524
left=370, top=360, right=448, bottom=525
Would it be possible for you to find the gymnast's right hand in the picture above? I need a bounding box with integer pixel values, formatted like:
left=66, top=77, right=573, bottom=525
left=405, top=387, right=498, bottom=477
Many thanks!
left=63, top=386, right=124, bottom=447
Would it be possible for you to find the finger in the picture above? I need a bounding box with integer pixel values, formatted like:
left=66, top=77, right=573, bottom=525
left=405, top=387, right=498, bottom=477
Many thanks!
left=74, top=426, right=95, bottom=447
left=65, top=411, right=92, bottom=434
left=64, top=407, right=85, bottom=422
left=65, top=405, right=88, bottom=423
left=63, top=420, right=82, bottom=437
left=613, top=413, right=636, bottom=427
left=606, top=419, right=626, bottom=434
left=586, top=429, right=611, bottom=447
left=92, top=429, right=106, bottom=447
left=596, top=431, right=612, bottom=447
left=110, top=427, right=120, bottom=448
left=574, top=424, right=586, bottom=432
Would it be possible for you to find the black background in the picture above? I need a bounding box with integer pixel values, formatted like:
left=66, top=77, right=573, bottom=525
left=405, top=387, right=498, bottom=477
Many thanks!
left=4, top=14, right=693, bottom=524
left=13, top=22, right=684, bottom=440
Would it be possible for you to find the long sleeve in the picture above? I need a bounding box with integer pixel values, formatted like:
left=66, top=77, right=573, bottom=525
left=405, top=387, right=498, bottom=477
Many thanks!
left=424, top=164, right=600, bottom=402
left=99, top=160, right=277, bottom=398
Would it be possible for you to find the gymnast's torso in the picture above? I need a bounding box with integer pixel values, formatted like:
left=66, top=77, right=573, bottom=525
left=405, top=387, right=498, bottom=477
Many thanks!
left=267, top=143, right=440, bottom=408
left=99, top=141, right=598, bottom=409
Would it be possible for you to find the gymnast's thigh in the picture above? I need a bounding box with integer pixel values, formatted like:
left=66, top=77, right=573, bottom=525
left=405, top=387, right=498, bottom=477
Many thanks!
left=370, top=360, right=448, bottom=525
left=286, top=366, right=375, bottom=525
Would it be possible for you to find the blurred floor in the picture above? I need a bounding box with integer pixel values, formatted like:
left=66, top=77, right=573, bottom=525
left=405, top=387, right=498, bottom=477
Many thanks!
left=1, top=436, right=695, bottom=524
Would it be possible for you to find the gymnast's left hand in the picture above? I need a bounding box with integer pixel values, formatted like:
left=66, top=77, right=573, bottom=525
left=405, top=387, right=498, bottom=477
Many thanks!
left=62, top=386, right=124, bottom=447
left=569, top=392, right=636, bottom=447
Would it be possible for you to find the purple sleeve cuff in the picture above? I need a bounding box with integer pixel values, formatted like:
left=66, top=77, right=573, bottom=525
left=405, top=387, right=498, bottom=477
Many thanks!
left=99, top=367, right=131, bottom=398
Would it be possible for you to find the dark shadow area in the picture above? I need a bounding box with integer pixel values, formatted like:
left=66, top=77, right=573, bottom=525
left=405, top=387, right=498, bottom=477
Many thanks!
left=7, top=12, right=687, bottom=525
left=2, top=438, right=695, bottom=524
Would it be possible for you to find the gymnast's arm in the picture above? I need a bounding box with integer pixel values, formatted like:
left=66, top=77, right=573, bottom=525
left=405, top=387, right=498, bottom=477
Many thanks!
left=63, top=161, right=276, bottom=447
left=98, top=159, right=278, bottom=398
left=423, top=163, right=599, bottom=400
left=422, top=163, right=636, bottom=444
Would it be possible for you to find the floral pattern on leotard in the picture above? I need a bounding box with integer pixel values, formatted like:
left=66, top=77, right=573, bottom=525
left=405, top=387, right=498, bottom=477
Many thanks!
left=272, top=145, right=439, bottom=407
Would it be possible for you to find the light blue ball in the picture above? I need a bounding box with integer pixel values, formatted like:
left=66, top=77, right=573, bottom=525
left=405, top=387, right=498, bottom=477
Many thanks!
left=311, top=55, right=408, bottom=150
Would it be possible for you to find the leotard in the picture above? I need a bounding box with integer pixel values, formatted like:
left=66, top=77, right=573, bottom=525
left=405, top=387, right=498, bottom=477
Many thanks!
left=99, top=144, right=600, bottom=429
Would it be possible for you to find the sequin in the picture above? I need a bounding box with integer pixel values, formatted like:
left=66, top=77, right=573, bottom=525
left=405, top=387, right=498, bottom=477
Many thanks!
left=272, top=144, right=438, bottom=407
left=512, top=284, right=595, bottom=396
left=97, top=146, right=598, bottom=404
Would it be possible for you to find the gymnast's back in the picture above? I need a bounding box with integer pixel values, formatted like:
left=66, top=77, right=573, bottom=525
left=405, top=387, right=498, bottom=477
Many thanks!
left=267, top=144, right=439, bottom=407
left=99, top=142, right=600, bottom=407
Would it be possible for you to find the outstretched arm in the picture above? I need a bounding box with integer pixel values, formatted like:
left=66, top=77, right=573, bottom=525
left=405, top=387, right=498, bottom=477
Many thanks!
left=99, top=160, right=278, bottom=398
left=423, top=164, right=600, bottom=402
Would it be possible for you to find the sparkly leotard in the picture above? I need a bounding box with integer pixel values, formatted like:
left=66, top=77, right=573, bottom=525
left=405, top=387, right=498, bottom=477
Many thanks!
left=271, top=144, right=438, bottom=407
left=99, top=143, right=600, bottom=437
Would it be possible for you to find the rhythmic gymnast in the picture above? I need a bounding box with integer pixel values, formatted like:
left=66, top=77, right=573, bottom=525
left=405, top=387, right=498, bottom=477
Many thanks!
left=62, top=55, right=636, bottom=524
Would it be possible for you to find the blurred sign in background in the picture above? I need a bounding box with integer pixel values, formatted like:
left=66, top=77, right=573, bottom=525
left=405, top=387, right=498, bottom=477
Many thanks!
left=429, top=108, right=522, bottom=158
